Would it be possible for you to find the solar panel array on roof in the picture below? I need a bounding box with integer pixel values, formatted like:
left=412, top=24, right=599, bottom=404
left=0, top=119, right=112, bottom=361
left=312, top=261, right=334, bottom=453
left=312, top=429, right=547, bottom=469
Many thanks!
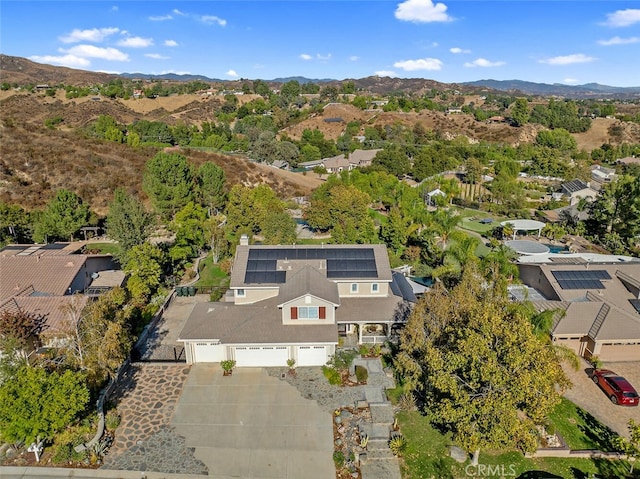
left=244, top=247, right=377, bottom=283
left=631, top=299, right=640, bottom=315
left=552, top=270, right=611, bottom=290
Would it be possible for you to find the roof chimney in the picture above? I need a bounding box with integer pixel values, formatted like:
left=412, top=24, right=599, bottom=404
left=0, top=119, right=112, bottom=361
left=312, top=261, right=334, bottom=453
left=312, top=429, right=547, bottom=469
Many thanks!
left=240, top=234, right=249, bottom=246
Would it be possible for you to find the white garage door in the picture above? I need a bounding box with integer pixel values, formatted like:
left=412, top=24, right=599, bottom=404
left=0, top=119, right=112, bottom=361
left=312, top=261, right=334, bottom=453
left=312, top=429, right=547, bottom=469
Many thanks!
left=193, top=342, right=225, bottom=363
left=599, top=344, right=640, bottom=362
left=234, top=346, right=289, bottom=367
left=297, top=346, right=328, bottom=366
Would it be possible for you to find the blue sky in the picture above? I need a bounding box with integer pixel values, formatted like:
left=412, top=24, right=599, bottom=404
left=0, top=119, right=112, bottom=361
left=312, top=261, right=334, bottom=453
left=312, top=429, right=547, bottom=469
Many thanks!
left=2, top=1, right=640, bottom=86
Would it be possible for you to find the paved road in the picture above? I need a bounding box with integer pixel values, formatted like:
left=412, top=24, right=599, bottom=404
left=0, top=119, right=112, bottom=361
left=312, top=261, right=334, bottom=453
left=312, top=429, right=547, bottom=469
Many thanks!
left=172, top=364, right=335, bottom=479
left=0, top=467, right=206, bottom=479
left=562, top=360, right=640, bottom=439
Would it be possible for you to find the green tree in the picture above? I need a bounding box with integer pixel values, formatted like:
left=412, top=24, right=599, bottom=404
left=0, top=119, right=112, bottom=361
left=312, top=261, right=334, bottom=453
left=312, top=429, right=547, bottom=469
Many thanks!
left=142, top=152, right=194, bottom=219
left=0, top=310, right=46, bottom=352
left=196, top=162, right=226, bottom=213
left=588, top=175, right=640, bottom=241
left=380, top=207, right=409, bottom=255
left=0, top=366, right=89, bottom=442
left=616, top=419, right=640, bottom=474
left=33, top=189, right=91, bottom=242
left=261, top=211, right=297, bottom=245
left=0, top=202, right=32, bottom=246
left=106, top=189, right=155, bottom=252
left=123, top=243, right=165, bottom=302
left=60, top=289, right=132, bottom=388
left=510, top=98, right=530, bottom=127
left=372, top=144, right=411, bottom=178
left=395, top=266, right=570, bottom=459
left=169, top=202, right=209, bottom=265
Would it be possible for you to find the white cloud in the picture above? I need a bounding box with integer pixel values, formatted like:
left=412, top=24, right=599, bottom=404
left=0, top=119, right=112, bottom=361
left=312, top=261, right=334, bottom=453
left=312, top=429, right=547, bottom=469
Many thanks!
left=30, top=54, right=91, bottom=68
left=117, top=37, right=154, bottom=48
left=226, top=70, right=239, bottom=78
left=464, top=58, right=505, bottom=68
left=164, top=40, right=178, bottom=47
left=201, top=15, right=227, bottom=26
left=300, top=54, right=312, bottom=61
left=394, top=57, right=443, bottom=71
left=375, top=70, right=397, bottom=77
left=316, top=53, right=332, bottom=61
left=145, top=53, right=169, bottom=60
left=603, top=9, right=640, bottom=27
left=539, top=54, right=596, bottom=65
left=350, top=56, right=360, bottom=62
left=111, top=6, right=118, bottom=12
left=597, top=36, right=640, bottom=46
left=149, top=14, right=172, bottom=21
left=395, top=0, right=453, bottom=23
left=59, top=27, right=119, bottom=44
left=173, top=9, right=186, bottom=16
left=563, top=78, right=580, bottom=84
left=450, top=47, right=470, bottom=54
left=62, top=45, right=130, bottom=61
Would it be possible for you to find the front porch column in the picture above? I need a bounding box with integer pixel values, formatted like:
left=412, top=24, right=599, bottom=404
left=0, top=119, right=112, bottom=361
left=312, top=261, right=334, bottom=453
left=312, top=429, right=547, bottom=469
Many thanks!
left=358, top=324, right=363, bottom=344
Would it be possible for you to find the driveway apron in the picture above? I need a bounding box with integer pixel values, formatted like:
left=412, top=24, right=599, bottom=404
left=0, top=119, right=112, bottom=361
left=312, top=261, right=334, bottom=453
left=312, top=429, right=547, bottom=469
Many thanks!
left=172, top=364, right=335, bottom=479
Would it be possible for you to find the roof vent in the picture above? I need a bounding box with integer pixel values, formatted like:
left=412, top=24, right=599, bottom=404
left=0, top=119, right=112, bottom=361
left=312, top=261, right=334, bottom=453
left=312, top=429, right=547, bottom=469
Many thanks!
left=239, top=234, right=249, bottom=246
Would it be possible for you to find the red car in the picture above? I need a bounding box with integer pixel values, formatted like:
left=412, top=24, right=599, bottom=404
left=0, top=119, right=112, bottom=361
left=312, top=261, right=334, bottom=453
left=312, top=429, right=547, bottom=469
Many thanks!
left=591, top=369, right=639, bottom=406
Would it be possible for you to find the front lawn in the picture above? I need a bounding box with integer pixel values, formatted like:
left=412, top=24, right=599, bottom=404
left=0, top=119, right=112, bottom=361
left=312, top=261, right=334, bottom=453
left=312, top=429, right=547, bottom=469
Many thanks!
left=83, top=242, right=122, bottom=255
left=547, top=398, right=621, bottom=452
left=397, top=410, right=634, bottom=479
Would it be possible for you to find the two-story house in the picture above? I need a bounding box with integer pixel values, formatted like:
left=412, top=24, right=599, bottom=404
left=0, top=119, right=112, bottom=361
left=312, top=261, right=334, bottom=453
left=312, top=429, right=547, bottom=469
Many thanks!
left=178, top=238, right=415, bottom=367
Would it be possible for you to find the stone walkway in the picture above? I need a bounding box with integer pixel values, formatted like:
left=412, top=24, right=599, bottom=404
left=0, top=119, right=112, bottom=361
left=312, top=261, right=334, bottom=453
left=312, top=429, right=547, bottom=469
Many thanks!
left=101, top=363, right=207, bottom=475
left=266, top=356, right=402, bottom=479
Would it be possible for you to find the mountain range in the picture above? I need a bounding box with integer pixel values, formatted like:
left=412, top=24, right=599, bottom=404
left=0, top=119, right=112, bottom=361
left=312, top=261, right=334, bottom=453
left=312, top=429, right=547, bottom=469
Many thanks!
left=2, top=54, right=640, bottom=99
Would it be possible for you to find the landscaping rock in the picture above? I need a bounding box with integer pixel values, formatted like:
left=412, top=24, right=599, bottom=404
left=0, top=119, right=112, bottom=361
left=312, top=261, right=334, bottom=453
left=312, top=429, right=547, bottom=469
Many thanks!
left=449, top=445, right=468, bottom=463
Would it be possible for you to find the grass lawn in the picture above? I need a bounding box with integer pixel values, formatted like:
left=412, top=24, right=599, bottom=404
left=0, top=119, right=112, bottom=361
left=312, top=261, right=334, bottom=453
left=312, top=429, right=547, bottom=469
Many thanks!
left=547, top=398, right=621, bottom=452
left=454, top=207, right=509, bottom=235
left=397, top=410, right=634, bottom=479
left=84, top=242, right=121, bottom=255
left=194, top=255, right=229, bottom=288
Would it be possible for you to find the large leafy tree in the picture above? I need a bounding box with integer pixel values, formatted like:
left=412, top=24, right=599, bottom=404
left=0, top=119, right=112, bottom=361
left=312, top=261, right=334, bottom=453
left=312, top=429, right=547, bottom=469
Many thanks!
left=510, top=98, right=530, bottom=127
left=0, top=202, right=32, bottom=246
left=0, top=310, right=46, bottom=351
left=106, top=188, right=155, bottom=252
left=395, top=266, right=570, bottom=458
left=588, top=175, right=640, bottom=240
left=123, top=243, right=165, bottom=302
left=169, top=202, right=209, bottom=265
left=305, top=184, right=376, bottom=244
left=142, top=152, right=194, bottom=219
left=33, top=189, right=91, bottom=242
left=225, top=184, right=292, bottom=240
left=0, top=366, right=89, bottom=442
left=60, top=289, right=132, bottom=388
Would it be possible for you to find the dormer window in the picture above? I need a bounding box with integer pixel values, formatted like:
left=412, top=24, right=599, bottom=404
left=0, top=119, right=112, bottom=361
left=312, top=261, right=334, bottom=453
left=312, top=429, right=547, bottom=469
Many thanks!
left=351, top=283, right=358, bottom=293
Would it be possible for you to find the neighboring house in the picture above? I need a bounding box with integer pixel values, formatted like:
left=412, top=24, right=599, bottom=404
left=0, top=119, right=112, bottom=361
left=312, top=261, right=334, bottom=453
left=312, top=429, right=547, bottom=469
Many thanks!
left=617, top=156, right=640, bottom=166
left=516, top=260, right=640, bottom=361
left=178, top=238, right=415, bottom=366
left=590, top=165, right=616, bottom=188
left=0, top=243, right=124, bottom=347
left=270, top=160, right=289, bottom=170
left=560, top=179, right=598, bottom=206
left=299, top=149, right=382, bottom=173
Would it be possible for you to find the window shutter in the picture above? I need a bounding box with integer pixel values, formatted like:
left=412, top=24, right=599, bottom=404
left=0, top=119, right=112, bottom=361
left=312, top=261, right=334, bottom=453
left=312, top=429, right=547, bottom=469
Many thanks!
left=319, top=306, right=326, bottom=319
left=291, top=307, right=298, bottom=320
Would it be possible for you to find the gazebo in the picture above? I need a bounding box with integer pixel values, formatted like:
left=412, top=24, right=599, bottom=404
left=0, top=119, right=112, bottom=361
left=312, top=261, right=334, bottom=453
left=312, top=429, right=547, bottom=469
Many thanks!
left=500, top=219, right=545, bottom=240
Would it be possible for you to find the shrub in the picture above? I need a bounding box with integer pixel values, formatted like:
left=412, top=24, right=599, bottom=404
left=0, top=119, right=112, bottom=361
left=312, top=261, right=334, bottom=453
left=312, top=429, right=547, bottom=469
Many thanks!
left=589, top=355, right=603, bottom=369
left=104, top=409, right=121, bottom=432
left=333, top=450, right=345, bottom=468
left=398, top=392, right=417, bottom=411
left=389, top=435, right=407, bottom=456
left=322, top=365, right=342, bottom=385
left=50, top=443, right=72, bottom=464
left=355, top=365, right=368, bottom=383
left=221, top=360, right=236, bottom=373
left=286, top=358, right=296, bottom=369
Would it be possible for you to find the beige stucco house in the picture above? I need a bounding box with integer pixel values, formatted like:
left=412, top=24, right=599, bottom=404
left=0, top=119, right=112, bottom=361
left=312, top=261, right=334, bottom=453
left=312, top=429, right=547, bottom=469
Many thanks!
left=178, top=239, right=414, bottom=366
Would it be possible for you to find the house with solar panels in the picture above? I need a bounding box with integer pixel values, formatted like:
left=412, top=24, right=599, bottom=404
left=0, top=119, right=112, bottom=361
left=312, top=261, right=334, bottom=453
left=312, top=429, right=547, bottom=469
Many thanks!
left=515, top=259, right=640, bottom=362
left=178, top=236, right=415, bottom=367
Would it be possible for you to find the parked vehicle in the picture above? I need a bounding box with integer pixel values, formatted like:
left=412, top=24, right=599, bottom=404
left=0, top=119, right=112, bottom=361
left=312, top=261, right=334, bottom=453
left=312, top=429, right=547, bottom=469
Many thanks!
left=591, top=369, right=639, bottom=406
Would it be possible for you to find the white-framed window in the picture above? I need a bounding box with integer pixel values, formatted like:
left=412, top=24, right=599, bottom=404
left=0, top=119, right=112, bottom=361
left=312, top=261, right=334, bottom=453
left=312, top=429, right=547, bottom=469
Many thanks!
left=236, top=289, right=245, bottom=297
left=298, top=306, right=319, bottom=320
left=371, top=283, right=379, bottom=293
left=351, top=283, right=358, bottom=293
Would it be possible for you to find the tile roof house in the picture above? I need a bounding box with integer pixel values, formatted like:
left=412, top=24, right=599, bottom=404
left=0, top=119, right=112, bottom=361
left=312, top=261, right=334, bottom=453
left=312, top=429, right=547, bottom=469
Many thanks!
left=178, top=238, right=414, bottom=366
left=0, top=244, right=123, bottom=347
left=517, top=261, right=640, bottom=361
left=299, top=150, right=382, bottom=174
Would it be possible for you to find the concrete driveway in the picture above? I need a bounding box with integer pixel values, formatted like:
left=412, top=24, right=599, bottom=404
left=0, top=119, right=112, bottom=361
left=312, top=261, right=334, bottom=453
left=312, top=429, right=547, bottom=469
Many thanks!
left=562, top=360, right=640, bottom=439
left=171, top=364, right=335, bottom=479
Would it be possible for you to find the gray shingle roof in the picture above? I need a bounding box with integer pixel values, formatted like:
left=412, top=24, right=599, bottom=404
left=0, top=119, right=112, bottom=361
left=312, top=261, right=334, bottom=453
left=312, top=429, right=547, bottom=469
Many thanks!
left=277, top=265, right=340, bottom=305
left=178, top=298, right=337, bottom=344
